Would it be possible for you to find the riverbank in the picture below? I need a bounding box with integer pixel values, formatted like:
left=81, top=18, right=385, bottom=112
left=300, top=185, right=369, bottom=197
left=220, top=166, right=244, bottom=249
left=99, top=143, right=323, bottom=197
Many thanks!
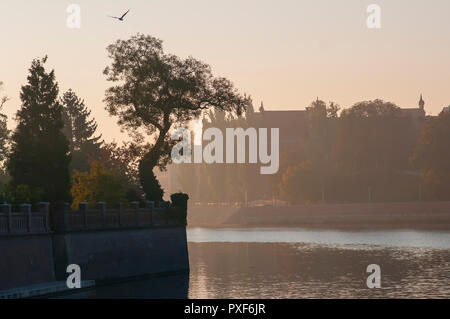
left=0, top=202, right=189, bottom=296
left=187, top=201, right=450, bottom=230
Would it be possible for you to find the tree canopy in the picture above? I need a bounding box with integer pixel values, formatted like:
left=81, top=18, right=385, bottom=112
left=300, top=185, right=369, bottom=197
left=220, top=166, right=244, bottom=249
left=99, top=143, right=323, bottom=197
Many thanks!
left=335, top=99, right=412, bottom=175
left=61, top=89, right=102, bottom=172
left=410, top=110, right=450, bottom=200
left=103, top=33, right=248, bottom=200
left=71, top=161, right=127, bottom=209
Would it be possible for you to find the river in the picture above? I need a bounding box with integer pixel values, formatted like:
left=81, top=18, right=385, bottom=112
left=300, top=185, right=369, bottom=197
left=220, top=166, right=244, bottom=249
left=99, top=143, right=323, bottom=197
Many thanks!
left=59, top=228, right=450, bottom=299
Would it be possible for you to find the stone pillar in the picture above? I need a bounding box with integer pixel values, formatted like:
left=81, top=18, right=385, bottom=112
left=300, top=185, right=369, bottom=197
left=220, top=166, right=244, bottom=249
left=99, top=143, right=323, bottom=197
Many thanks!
left=20, top=204, right=32, bottom=233
left=97, top=202, right=106, bottom=227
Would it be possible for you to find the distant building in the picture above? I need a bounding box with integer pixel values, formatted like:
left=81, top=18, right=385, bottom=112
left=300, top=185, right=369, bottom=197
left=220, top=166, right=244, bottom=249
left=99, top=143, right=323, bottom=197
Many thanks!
left=399, top=94, right=426, bottom=119
left=249, top=96, right=429, bottom=154
left=251, top=108, right=310, bottom=152
left=165, top=95, right=435, bottom=200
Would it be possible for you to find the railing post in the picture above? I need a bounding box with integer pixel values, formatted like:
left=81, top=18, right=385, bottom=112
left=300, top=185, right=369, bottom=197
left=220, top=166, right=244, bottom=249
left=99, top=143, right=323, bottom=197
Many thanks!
left=97, top=202, right=106, bottom=228
left=21, top=204, right=32, bottom=233
left=117, top=202, right=123, bottom=227
left=79, top=202, right=88, bottom=229
left=131, top=202, right=139, bottom=226
left=2, top=204, right=12, bottom=233
left=146, top=201, right=154, bottom=226
left=38, top=202, right=50, bottom=232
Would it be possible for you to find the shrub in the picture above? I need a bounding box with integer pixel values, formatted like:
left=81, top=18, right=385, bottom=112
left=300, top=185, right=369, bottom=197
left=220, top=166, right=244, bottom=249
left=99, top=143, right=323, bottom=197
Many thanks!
left=71, top=161, right=127, bottom=209
left=126, top=187, right=143, bottom=203
left=170, top=192, right=189, bottom=208
left=1, top=184, right=43, bottom=209
left=170, top=193, right=189, bottom=225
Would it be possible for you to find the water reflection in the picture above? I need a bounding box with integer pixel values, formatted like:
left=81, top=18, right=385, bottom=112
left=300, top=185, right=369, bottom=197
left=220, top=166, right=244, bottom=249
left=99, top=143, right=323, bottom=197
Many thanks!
left=56, top=228, right=450, bottom=299
left=188, top=241, right=450, bottom=298
left=188, top=228, right=450, bottom=249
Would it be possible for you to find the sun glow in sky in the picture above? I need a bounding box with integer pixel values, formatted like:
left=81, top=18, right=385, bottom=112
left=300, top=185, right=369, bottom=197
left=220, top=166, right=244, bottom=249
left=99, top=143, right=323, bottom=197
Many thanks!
left=1, top=0, right=449, bottom=142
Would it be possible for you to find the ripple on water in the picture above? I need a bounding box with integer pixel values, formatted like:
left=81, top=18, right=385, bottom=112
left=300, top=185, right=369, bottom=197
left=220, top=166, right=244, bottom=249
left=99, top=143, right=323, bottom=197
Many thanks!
left=187, top=241, right=450, bottom=299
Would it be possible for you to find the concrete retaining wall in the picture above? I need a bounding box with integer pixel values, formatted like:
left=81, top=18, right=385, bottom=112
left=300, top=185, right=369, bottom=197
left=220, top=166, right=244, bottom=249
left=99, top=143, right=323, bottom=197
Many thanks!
left=1, top=201, right=190, bottom=293
left=53, top=227, right=189, bottom=281
left=0, top=234, right=55, bottom=290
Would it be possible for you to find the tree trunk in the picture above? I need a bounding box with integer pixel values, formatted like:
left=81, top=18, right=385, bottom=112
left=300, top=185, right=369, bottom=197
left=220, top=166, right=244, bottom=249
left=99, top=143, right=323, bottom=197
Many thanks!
left=138, top=126, right=169, bottom=202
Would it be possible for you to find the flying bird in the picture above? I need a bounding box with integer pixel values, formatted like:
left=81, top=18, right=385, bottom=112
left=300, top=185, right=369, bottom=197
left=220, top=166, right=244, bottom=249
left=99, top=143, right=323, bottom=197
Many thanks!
left=108, top=9, right=130, bottom=21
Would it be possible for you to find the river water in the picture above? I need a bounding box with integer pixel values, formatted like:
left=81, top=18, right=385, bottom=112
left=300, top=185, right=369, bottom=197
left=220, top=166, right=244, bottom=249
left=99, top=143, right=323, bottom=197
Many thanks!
left=60, top=228, right=450, bottom=299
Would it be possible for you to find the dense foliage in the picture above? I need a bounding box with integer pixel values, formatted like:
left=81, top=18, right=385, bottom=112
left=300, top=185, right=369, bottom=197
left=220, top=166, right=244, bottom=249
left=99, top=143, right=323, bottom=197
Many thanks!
left=103, top=33, right=249, bottom=200
left=411, top=109, right=450, bottom=200
left=176, top=99, right=428, bottom=204
left=71, top=161, right=127, bottom=209
left=61, top=89, right=102, bottom=172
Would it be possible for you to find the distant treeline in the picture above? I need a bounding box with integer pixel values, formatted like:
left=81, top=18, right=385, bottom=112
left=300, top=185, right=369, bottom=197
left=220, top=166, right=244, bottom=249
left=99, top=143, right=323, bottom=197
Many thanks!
left=176, top=99, right=450, bottom=204
left=1, top=33, right=450, bottom=207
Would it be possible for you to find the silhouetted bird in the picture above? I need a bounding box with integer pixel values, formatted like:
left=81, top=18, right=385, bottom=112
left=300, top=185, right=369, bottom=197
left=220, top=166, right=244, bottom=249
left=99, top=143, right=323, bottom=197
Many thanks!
left=108, top=9, right=130, bottom=21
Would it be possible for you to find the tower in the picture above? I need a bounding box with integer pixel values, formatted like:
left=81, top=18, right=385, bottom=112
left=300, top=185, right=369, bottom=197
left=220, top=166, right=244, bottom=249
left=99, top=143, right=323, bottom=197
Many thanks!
left=419, top=94, right=425, bottom=110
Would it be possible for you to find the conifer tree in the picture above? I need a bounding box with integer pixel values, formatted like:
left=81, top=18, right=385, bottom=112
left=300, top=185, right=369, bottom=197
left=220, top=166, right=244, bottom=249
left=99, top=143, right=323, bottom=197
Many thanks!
left=8, top=57, right=71, bottom=202
left=61, top=89, right=102, bottom=171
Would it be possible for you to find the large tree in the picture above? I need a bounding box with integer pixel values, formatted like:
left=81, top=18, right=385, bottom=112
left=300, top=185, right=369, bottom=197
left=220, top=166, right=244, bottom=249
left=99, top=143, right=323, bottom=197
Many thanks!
left=103, top=34, right=248, bottom=200
left=332, top=99, right=417, bottom=202
left=410, top=109, right=450, bottom=200
left=8, top=57, right=71, bottom=202
left=61, top=89, right=102, bottom=171
left=305, top=99, right=339, bottom=166
left=336, top=100, right=412, bottom=174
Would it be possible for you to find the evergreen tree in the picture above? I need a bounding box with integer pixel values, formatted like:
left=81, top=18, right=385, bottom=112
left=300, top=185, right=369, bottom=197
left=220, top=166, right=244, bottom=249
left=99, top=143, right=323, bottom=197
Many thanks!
left=61, top=89, right=102, bottom=171
left=8, top=57, right=71, bottom=202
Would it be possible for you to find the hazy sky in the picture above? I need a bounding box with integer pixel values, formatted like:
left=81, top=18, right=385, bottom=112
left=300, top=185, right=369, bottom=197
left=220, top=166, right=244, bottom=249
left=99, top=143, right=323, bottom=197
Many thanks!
left=1, top=0, right=449, bottom=142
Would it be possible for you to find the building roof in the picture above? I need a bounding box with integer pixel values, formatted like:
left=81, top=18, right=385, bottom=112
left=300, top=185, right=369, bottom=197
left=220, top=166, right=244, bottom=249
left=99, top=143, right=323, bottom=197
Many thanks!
left=399, top=108, right=426, bottom=118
